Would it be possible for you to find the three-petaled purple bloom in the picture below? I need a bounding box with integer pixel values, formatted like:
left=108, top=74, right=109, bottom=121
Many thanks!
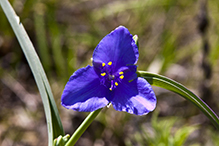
left=61, top=26, right=156, bottom=115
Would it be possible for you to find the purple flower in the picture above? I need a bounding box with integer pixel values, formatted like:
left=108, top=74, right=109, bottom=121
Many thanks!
left=61, top=26, right=156, bottom=115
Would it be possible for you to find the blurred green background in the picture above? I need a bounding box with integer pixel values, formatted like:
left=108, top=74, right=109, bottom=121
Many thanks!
left=1, top=0, right=219, bottom=145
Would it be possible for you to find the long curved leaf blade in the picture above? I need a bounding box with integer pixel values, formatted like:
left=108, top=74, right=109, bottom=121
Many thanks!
left=138, top=71, right=219, bottom=130
left=0, top=0, right=64, bottom=145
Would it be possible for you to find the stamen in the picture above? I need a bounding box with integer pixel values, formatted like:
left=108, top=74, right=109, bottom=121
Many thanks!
left=101, top=72, right=106, bottom=76
left=119, top=75, right=124, bottom=79
left=108, top=61, right=112, bottom=66
left=109, top=87, right=112, bottom=91
left=119, top=71, right=123, bottom=75
left=102, top=63, right=105, bottom=67
left=115, top=82, right=118, bottom=86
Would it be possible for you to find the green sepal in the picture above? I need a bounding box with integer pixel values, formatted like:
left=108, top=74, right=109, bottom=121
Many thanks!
left=54, top=134, right=70, bottom=146
left=133, top=35, right=139, bottom=49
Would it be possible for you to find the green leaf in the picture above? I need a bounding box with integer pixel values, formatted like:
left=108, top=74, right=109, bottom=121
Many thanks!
left=138, top=71, right=219, bottom=130
left=0, top=1, right=64, bottom=146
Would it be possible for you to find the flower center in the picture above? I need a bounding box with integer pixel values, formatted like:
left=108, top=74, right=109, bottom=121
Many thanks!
left=100, top=61, right=124, bottom=91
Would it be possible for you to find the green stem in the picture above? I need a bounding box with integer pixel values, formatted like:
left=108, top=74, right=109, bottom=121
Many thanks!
left=65, top=108, right=102, bottom=146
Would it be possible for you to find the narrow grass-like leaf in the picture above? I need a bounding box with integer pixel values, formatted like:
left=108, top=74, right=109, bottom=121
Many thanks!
left=0, top=1, right=64, bottom=145
left=138, top=71, right=219, bottom=130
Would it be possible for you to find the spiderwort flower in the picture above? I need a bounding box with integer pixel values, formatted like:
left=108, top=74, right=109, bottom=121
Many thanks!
left=61, top=26, right=156, bottom=115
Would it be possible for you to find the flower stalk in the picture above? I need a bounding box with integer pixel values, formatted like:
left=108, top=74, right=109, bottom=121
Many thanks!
left=64, top=108, right=102, bottom=146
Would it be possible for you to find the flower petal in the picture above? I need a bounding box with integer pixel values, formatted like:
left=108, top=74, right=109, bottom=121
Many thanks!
left=92, top=26, right=139, bottom=72
left=61, top=65, right=109, bottom=112
left=111, top=77, right=156, bottom=115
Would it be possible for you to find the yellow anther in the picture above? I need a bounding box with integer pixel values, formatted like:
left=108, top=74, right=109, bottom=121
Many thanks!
left=119, top=71, right=124, bottom=75
left=109, top=88, right=112, bottom=91
left=119, top=75, right=124, bottom=79
left=102, top=63, right=105, bottom=67
left=108, top=61, right=112, bottom=66
left=101, top=72, right=106, bottom=76
left=115, top=82, right=118, bottom=86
